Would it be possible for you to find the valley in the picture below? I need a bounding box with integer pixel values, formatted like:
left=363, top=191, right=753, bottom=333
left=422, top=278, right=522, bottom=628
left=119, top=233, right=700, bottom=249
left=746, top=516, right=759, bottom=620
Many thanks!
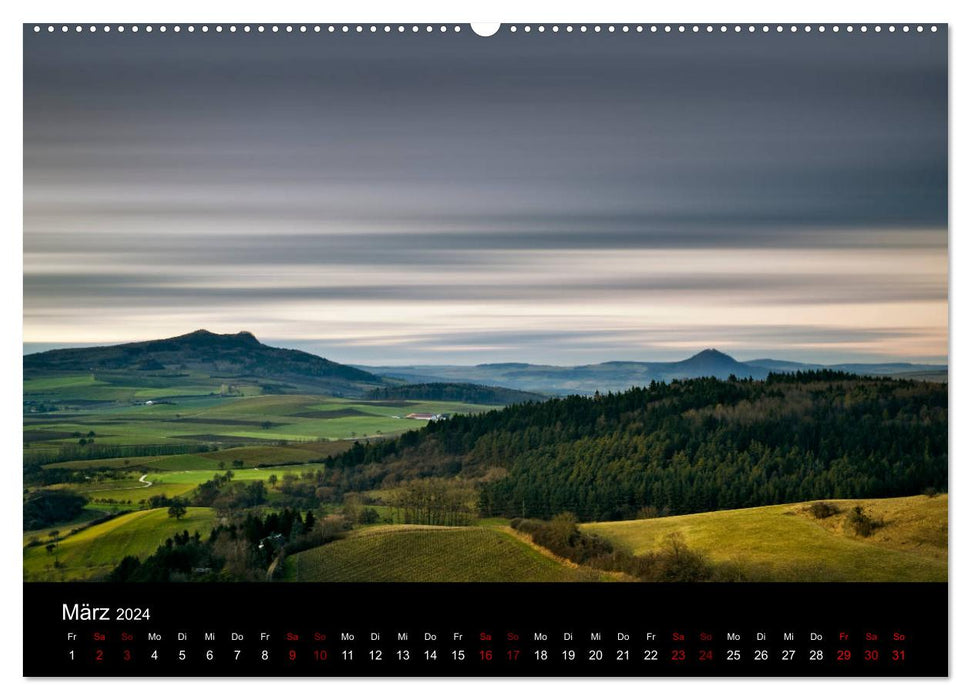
left=24, top=331, right=948, bottom=584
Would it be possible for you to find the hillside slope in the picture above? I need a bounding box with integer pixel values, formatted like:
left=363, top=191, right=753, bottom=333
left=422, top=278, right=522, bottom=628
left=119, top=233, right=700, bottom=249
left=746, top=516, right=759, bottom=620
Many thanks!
left=282, top=525, right=602, bottom=582
left=322, top=373, right=948, bottom=522
left=23, top=507, right=217, bottom=581
left=24, top=329, right=385, bottom=396
left=582, top=495, right=947, bottom=582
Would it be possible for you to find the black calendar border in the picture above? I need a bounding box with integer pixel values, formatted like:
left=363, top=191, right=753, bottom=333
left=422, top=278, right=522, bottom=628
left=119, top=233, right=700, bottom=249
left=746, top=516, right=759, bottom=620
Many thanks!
left=23, top=581, right=948, bottom=677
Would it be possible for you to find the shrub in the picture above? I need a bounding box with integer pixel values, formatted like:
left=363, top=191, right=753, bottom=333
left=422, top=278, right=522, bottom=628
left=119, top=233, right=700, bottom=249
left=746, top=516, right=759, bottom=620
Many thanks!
left=514, top=516, right=715, bottom=582
left=652, top=532, right=714, bottom=582
left=510, top=513, right=612, bottom=564
left=846, top=506, right=880, bottom=537
left=808, top=501, right=840, bottom=519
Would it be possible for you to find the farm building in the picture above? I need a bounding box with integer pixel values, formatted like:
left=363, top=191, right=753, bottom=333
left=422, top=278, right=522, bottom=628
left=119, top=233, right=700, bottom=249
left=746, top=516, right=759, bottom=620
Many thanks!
left=405, top=412, right=444, bottom=421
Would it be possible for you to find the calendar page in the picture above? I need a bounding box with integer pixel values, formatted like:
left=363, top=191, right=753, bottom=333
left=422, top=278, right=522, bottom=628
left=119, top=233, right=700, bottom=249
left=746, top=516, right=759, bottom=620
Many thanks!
left=22, top=22, right=948, bottom=677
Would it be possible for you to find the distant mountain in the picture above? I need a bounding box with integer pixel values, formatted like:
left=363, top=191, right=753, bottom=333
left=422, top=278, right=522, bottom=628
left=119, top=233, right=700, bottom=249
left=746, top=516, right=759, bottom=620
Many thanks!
left=26, top=332, right=945, bottom=401
left=357, top=349, right=946, bottom=396
left=356, top=349, right=767, bottom=395
left=365, top=382, right=545, bottom=405
left=23, top=329, right=385, bottom=396
left=669, top=348, right=766, bottom=378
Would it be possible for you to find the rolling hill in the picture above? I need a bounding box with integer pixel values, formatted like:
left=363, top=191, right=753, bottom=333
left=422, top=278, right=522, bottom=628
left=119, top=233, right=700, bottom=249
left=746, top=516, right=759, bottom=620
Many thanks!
left=26, top=333, right=946, bottom=401
left=281, top=495, right=946, bottom=583
left=322, top=373, right=947, bottom=522
left=22, top=507, right=217, bottom=581
left=357, top=349, right=947, bottom=395
left=282, top=525, right=602, bottom=582
left=24, top=330, right=387, bottom=398
left=582, top=495, right=947, bottom=582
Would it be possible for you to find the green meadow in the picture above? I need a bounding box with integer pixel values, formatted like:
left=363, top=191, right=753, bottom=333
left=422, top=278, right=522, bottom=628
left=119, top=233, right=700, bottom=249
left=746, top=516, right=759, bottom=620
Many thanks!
left=71, top=466, right=324, bottom=504
left=24, top=379, right=501, bottom=581
left=23, top=506, right=113, bottom=546
left=44, top=444, right=344, bottom=472
left=279, top=495, right=946, bottom=583
left=25, top=392, right=491, bottom=461
left=23, top=358, right=947, bottom=584
left=282, top=525, right=603, bottom=583
left=27, top=495, right=944, bottom=583
left=582, top=495, right=947, bottom=582
left=23, top=507, right=218, bottom=581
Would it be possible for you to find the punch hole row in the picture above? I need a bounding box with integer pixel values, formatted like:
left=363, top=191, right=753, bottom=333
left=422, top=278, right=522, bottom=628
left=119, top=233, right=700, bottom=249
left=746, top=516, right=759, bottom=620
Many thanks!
left=32, top=24, right=464, bottom=34
left=32, top=24, right=940, bottom=35
left=506, top=24, right=938, bottom=34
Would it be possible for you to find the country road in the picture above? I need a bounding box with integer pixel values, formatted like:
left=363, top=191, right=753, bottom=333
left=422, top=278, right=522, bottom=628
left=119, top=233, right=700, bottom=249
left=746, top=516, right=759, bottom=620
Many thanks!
left=88, top=474, right=152, bottom=493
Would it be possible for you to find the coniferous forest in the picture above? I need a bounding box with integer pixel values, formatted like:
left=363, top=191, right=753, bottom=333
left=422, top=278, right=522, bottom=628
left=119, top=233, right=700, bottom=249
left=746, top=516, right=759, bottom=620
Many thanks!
left=320, top=372, right=947, bottom=522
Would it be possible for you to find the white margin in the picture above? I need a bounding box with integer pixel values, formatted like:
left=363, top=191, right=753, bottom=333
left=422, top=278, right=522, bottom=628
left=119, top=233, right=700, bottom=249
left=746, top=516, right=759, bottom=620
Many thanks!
left=3, top=1, right=966, bottom=699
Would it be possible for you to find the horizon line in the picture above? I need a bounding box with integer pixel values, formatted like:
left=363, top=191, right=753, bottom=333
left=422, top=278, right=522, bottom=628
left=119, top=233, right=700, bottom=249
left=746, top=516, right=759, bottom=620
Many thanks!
left=21, top=336, right=949, bottom=369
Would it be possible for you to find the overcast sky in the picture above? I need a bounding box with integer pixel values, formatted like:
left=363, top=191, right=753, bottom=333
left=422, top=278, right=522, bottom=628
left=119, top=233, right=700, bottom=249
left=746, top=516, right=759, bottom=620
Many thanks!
left=23, top=26, right=947, bottom=365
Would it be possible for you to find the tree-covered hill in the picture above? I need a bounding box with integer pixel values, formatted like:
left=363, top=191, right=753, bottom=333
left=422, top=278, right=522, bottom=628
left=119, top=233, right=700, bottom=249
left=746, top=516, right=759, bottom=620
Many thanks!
left=320, top=372, right=947, bottom=521
left=365, top=382, right=545, bottom=405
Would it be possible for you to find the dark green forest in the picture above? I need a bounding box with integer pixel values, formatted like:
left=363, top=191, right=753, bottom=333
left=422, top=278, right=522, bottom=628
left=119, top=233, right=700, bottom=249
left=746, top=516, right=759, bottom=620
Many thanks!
left=365, top=382, right=544, bottom=405
left=317, top=371, right=947, bottom=522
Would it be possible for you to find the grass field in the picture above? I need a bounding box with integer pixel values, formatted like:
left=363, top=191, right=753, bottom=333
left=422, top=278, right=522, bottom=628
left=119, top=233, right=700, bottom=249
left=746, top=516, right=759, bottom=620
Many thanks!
left=282, top=525, right=603, bottom=582
left=24, top=368, right=948, bottom=584
left=78, top=478, right=198, bottom=502
left=43, top=443, right=346, bottom=473
left=79, top=466, right=321, bottom=502
left=22, top=506, right=113, bottom=546
left=23, top=507, right=218, bottom=581
left=25, top=391, right=495, bottom=513
left=25, top=393, right=493, bottom=463
left=582, top=495, right=947, bottom=582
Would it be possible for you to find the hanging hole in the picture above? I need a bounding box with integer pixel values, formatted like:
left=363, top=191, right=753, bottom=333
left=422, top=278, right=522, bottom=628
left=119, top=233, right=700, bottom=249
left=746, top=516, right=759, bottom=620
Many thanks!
left=470, top=23, right=500, bottom=37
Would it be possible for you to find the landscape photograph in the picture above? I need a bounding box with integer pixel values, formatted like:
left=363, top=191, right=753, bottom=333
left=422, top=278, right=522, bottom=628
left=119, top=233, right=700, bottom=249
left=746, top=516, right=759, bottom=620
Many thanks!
left=23, top=27, right=947, bottom=585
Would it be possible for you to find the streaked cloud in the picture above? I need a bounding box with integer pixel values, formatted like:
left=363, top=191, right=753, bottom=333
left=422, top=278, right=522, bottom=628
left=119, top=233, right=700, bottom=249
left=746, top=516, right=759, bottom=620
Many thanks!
left=23, top=28, right=948, bottom=364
